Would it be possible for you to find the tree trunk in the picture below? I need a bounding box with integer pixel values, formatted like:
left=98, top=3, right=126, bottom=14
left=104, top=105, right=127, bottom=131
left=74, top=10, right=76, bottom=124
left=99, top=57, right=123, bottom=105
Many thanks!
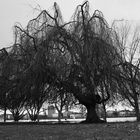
left=68, top=82, right=106, bottom=123
left=102, top=102, right=107, bottom=122
left=134, top=99, right=140, bottom=122
left=4, top=107, right=6, bottom=122
left=82, top=103, right=106, bottom=123
left=37, top=110, right=39, bottom=122
left=55, top=103, right=63, bottom=122
left=73, top=91, right=106, bottom=123
left=58, top=111, right=63, bottom=122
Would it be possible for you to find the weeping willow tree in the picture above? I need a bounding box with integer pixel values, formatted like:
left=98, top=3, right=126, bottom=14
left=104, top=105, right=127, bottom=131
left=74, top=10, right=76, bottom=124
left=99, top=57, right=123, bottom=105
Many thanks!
left=63, top=1, right=120, bottom=123
left=6, top=1, right=121, bottom=123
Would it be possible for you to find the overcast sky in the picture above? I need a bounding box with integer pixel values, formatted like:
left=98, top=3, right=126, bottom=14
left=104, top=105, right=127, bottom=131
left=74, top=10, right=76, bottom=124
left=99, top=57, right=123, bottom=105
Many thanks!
left=0, top=0, right=140, bottom=48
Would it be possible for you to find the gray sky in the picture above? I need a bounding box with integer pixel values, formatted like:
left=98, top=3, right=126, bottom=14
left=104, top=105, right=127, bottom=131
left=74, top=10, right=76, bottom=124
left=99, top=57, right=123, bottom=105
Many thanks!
left=0, top=0, right=140, bottom=48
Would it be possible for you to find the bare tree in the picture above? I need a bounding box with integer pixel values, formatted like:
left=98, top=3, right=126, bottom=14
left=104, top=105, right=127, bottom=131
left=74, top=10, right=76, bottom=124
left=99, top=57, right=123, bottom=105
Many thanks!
left=48, top=87, right=76, bottom=122
left=113, top=21, right=140, bottom=121
left=25, top=83, right=51, bottom=122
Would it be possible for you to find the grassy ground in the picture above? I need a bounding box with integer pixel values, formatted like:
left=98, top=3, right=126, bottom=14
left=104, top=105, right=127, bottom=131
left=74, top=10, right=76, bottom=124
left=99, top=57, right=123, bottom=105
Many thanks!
left=0, top=122, right=140, bottom=140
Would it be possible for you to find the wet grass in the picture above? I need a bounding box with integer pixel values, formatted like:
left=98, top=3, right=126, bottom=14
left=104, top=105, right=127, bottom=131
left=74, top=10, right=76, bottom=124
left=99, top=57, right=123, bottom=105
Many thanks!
left=0, top=122, right=140, bottom=140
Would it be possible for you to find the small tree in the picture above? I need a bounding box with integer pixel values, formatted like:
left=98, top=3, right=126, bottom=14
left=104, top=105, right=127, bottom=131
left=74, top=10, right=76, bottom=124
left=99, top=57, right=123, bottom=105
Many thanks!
left=48, top=88, right=76, bottom=122
left=0, top=77, right=10, bottom=122
left=7, top=78, right=27, bottom=122
left=26, top=84, right=50, bottom=122
left=0, top=48, right=22, bottom=122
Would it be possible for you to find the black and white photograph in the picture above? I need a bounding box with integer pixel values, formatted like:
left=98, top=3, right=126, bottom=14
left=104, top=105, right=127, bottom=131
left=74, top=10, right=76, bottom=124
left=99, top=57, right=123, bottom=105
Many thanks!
left=0, top=0, right=140, bottom=139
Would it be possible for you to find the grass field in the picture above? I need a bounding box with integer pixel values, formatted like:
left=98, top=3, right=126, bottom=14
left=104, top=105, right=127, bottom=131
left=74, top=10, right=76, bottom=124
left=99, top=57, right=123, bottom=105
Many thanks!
left=0, top=122, right=140, bottom=140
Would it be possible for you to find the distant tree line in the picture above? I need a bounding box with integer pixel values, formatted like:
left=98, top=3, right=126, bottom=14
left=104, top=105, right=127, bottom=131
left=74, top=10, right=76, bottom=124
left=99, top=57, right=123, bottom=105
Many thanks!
left=0, top=1, right=140, bottom=123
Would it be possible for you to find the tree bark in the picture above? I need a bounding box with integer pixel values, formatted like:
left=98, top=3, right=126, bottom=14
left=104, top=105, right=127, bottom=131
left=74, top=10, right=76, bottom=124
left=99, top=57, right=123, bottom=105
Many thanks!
left=58, top=111, right=63, bottom=122
left=55, top=103, right=63, bottom=122
left=78, top=102, right=106, bottom=123
left=102, top=102, right=107, bottom=122
left=37, top=110, right=40, bottom=122
left=82, top=103, right=106, bottom=123
left=63, top=81, right=106, bottom=123
left=4, top=107, right=6, bottom=122
left=74, top=92, right=106, bottom=123
left=134, top=98, right=140, bottom=122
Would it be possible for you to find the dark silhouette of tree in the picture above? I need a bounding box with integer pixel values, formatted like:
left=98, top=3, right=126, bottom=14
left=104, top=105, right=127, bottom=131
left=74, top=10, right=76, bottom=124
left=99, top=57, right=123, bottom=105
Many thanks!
left=61, top=2, right=120, bottom=123
left=0, top=48, right=11, bottom=122
left=0, top=47, right=27, bottom=122
left=1, top=1, right=121, bottom=123
left=6, top=54, right=27, bottom=122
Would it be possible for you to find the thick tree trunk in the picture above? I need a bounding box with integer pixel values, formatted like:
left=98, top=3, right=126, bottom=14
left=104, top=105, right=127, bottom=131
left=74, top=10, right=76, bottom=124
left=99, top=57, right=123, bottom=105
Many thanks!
left=66, top=81, right=107, bottom=123
left=73, top=92, right=106, bottom=123
left=86, top=104, right=100, bottom=122
left=82, top=103, right=106, bottom=123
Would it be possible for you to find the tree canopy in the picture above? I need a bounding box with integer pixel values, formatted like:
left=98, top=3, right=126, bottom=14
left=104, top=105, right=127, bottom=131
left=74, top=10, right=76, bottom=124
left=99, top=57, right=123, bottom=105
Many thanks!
left=0, top=1, right=140, bottom=123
